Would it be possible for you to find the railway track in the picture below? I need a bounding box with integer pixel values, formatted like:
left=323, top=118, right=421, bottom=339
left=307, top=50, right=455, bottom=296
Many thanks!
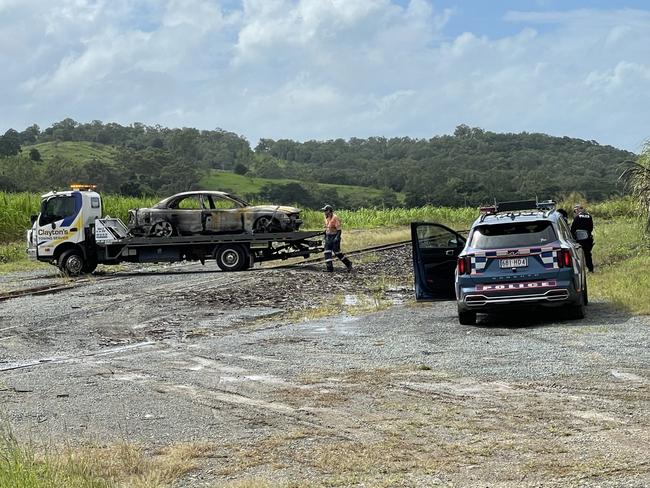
left=0, top=240, right=412, bottom=302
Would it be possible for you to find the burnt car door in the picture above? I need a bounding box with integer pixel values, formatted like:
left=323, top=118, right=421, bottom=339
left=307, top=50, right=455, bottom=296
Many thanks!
left=411, top=222, right=466, bottom=300
left=205, top=195, right=246, bottom=233
left=170, top=195, right=206, bottom=234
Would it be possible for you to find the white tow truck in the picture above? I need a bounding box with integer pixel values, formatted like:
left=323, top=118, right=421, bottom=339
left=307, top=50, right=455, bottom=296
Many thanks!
left=27, top=185, right=324, bottom=275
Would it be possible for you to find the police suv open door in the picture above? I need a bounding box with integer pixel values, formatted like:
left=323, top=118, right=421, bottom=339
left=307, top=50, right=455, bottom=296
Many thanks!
left=411, top=222, right=466, bottom=300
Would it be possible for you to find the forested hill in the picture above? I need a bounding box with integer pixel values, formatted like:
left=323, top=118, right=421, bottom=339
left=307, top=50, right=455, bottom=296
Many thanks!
left=253, top=125, right=636, bottom=206
left=0, top=120, right=636, bottom=208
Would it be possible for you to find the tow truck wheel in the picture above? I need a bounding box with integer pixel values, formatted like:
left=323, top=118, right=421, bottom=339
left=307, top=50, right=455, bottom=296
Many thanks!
left=216, top=244, right=247, bottom=272
left=150, top=221, right=175, bottom=237
left=458, top=309, right=477, bottom=325
left=58, top=250, right=84, bottom=276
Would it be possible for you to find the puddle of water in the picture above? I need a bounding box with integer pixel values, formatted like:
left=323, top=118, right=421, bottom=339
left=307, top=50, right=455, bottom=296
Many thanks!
left=611, top=370, right=645, bottom=382
left=571, top=410, right=621, bottom=423
left=0, top=356, right=66, bottom=372
left=305, top=315, right=361, bottom=335
left=114, top=373, right=150, bottom=382
left=217, top=373, right=301, bottom=388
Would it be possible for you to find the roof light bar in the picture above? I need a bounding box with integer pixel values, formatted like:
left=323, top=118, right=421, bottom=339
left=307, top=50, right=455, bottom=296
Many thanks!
left=478, top=198, right=557, bottom=219
left=497, top=200, right=538, bottom=212
left=70, top=183, right=97, bottom=191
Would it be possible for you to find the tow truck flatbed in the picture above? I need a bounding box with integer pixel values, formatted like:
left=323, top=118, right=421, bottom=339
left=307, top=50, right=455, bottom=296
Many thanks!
left=95, top=219, right=324, bottom=270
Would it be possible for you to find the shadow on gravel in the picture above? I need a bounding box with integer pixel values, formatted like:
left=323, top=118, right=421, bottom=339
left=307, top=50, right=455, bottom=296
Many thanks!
left=474, top=301, right=632, bottom=329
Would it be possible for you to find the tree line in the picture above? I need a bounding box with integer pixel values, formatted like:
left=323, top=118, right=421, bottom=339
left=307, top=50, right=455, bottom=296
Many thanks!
left=253, top=125, right=636, bottom=207
left=0, top=120, right=637, bottom=208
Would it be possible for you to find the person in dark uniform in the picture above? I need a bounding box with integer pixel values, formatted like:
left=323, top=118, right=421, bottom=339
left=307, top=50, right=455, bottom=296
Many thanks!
left=571, top=204, right=594, bottom=272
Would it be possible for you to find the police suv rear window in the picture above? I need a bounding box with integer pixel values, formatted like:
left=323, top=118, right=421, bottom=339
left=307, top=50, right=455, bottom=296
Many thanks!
left=469, top=221, right=557, bottom=249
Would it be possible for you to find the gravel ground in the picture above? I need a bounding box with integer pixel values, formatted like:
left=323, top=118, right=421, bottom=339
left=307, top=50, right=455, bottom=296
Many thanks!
left=1, top=246, right=649, bottom=487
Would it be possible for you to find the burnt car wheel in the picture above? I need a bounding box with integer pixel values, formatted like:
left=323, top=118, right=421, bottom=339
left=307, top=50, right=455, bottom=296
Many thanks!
left=253, top=216, right=281, bottom=233
left=150, top=220, right=175, bottom=237
left=216, top=244, right=248, bottom=272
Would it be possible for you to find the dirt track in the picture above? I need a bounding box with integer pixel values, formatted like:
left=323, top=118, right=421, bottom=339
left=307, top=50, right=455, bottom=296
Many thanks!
left=1, top=246, right=649, bottom=487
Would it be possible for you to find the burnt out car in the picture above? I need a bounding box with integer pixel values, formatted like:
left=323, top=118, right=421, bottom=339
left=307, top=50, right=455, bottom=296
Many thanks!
left=127, top=191, right=302, bottom=237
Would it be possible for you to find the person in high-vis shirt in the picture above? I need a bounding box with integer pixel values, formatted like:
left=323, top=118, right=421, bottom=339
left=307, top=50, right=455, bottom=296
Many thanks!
left=322, top=204, right=353, bottom=273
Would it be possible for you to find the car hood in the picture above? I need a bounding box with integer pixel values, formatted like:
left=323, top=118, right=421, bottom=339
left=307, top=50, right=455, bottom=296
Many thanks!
left=247, top=205, right=301, bottom=214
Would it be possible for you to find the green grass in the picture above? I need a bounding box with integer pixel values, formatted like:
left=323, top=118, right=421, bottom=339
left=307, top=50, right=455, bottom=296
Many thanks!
left=589, top=254, right=650, bottom=314
left=0, top=242, right=48, bottom=274
left=0, top=429, right=214, bottom=488
left=102, top=195, right=159, bottom=222
left=24, top=141, right=120, bottom=165
left=0, top=192, right=41, bottom=242
left=587, top=217, right=650, bottom=314
left=0, top=431, right=109, bottom=488
left=301, top=206, right=476, bottom=230
left=200, top=169, right=404, bottom=203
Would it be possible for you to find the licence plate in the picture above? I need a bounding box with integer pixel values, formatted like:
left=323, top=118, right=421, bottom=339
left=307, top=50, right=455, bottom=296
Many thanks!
left=499, top=257, right=528, bottom=268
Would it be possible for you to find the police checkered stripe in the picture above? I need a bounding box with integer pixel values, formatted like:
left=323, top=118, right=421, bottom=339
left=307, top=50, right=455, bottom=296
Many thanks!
left=470, top=246, right=558, bottom=274
left=540, top=249, right=559, bottom=269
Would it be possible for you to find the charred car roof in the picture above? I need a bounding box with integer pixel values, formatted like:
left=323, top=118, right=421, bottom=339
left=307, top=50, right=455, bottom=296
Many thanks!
left=153, top=191, right=249, bottom=208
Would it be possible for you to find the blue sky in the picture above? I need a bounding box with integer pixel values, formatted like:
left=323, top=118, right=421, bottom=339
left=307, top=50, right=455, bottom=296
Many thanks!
left=1, top=0, right=649, bottom=151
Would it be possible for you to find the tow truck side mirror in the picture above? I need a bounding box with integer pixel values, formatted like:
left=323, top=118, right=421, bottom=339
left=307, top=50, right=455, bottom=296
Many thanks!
left=30, top=215, right=38, bottom=225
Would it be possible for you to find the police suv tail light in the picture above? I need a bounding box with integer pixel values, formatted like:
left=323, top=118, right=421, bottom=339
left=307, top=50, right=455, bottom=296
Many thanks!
left=558, top=249, right=572, bottom=268
left=457, top=256, right=470, bottom=275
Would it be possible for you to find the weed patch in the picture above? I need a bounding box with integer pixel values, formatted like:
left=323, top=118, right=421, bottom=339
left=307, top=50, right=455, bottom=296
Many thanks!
left=0, top=429, right=214, bottom=488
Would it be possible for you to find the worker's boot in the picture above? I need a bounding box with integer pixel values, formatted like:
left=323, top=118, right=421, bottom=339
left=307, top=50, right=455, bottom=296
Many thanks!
left=325, top=251, right=334, bottom=272
left=342, top=257, right=353, bottom=273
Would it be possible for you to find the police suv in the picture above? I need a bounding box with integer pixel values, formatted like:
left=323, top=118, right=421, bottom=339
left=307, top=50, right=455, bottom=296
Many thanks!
left=411, top=200, right=588, bottom=325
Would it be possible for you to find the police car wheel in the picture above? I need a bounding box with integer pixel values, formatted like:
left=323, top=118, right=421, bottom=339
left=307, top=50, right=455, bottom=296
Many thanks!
left=567, top=303, right=585, bottom=320
left=458, top=310, right=476, bottom=325
left=567, top=291, right=586, bottom=320
left=58, top=250, right=84, bottom=276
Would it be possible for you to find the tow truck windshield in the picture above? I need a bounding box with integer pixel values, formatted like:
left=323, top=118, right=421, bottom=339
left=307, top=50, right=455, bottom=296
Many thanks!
left=39, top=195, right=76, bottom=226
left=469, top=221, right=557, bottom=249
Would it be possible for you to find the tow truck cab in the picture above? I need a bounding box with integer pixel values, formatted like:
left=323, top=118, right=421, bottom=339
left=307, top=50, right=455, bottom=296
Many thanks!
left=27, top=185, right=103, bottom=273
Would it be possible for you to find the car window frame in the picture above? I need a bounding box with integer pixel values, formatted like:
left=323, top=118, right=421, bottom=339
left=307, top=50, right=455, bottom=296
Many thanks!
left=211, top=194, right=245, bottom=210
left=171, top=195, right=205, bottom=210
left=556, top=216, right=575, bottom=242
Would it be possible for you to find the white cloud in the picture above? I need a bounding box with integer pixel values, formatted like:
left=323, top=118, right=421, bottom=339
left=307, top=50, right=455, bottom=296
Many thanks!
left=0, top=1, right=649, bottom=151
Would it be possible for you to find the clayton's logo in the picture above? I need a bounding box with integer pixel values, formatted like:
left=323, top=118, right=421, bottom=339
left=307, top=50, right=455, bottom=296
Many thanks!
left=507, top=249, right=519, bottom=255
left=37, top=228, right=69, bottom=238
